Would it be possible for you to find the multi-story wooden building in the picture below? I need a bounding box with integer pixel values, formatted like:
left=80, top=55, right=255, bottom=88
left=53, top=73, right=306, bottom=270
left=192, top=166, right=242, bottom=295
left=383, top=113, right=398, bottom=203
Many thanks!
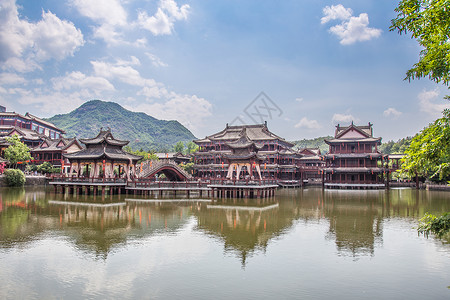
left=0, top=110, right=65, bottom=148
left=31, top=138, right=84, bottom=173
left=193, top=123, right=301, bottom=184
left=324, top=122, right=386, bottom=189
left=298, top=148, right=324, bottom=183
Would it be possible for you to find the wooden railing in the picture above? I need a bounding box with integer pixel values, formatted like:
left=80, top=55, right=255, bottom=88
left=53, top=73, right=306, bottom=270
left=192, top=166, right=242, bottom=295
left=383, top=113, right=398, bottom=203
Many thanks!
left=48, top=174, right=127, bottom=184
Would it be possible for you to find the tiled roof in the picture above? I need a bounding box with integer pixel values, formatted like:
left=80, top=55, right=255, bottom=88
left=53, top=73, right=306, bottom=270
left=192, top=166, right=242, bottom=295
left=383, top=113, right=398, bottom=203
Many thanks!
left=4, top=127, right=44, bottom=141
left=335, top=122, right=373, bottom=138
left=25, top=113, right=65, bottom=133
left=324, top=137, right=381, bottom=144
left=32, top=138, right=82, bottom=152
left=225, top=128, right=264, bottom=150
left=64, top=146, right=142, bottom=161
left=195, top=123, right=294, bottom=146
left=79, top=128, right=129, bottom=146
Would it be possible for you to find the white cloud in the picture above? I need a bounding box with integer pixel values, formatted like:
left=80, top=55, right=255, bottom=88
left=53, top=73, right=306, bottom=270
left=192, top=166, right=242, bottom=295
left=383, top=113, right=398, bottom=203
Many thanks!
left=332, top=113, right=355, bottom=124
left=71, top=0, right=128, bottom=45
left=418, top=88, right=450, bottom=116
left=383, top=107, right=402, bottom=118
left=0, top=0, right=84, bottom=72
left=295, top=117, right=321, bottom=130
left=137, top=0, right=190, bottom=36
left=52, top=71, right=115, bottom=94
left=321, top=4, right=353, bottom=24
left=71, top=0, right=127, bottom=26
left=91, top=60, right=151, bottom=86
left=131, top=94, right=212, bottom=132
left=146, top=52, right=168, bottom=67
left=295, top=97, right=303, bottom=103
left=321, top=4, right=381, bottom=45
left=91, top=58, right=212, bottom=131
left=33, top=11, right=84, bottom=61
left=0, top=73, right=26, bottom=85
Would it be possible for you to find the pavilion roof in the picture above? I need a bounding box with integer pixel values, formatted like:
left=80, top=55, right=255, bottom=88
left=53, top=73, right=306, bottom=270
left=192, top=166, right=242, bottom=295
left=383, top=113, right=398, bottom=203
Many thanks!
left=79, top=128, right=129, bottom=146
left=225, top=128, right=264, bottom=150
left=324, top=137, right=381, bottom=144
left=195, top=123, right=294, bottom=146
left=1, top=126, right=44, bottom=141
left=63, top=146, right=142, bottom=161
left=335, top=122, right=373, bottom=138
left=32, top=138, right=83, bottom=152
left=24, top=113, right=65, bottom=133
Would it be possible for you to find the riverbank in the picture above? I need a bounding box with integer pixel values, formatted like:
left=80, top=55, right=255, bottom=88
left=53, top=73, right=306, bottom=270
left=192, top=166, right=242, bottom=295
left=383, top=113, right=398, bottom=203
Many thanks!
left=0, top=175, right=47, bottom=187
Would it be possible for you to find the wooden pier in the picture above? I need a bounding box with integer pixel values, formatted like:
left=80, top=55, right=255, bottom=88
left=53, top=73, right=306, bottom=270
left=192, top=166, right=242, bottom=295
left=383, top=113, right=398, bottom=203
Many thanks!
left=48, top=176, right=278, bottom=199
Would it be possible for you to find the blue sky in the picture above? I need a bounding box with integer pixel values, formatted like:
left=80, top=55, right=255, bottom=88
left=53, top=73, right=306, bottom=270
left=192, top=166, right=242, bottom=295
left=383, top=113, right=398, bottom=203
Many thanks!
left=0, top=0, right=449, bottom=141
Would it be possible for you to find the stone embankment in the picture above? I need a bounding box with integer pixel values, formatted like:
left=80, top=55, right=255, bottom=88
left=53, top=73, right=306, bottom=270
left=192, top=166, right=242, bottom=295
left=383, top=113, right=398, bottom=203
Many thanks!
left=0, top=175, right=47, bottom=187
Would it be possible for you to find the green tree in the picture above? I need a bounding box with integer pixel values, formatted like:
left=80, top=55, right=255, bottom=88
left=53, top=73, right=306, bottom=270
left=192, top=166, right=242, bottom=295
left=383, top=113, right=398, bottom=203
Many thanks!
left=418, top=212, right=450, bottom=239
left=401, top=109, right=450, bottom=180
left=186, top=141, right=198, bottom=154
left=174, top=141, right=185, bottom=153
left=37, top=162, right=53, bottom=174
left=3, top=169, right=26, bottom=186
left=390, top=0, right=450, bottom=86
left=4, top=135, right=32, bottom=169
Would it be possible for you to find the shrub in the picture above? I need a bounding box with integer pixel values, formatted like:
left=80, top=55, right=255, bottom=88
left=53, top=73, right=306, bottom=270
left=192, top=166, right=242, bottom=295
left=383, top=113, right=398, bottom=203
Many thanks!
left=3, top=169, right=26, bottom=187
left=418, top=212, right=450, bottom=239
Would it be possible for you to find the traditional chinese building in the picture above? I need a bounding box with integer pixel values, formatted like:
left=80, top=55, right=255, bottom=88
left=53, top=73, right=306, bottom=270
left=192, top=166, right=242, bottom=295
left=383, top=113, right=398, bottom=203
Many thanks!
left=193, top=122, right=301, bottom=183
left=0, top=111, right=65, bottom=147
left=297, top=148, right=324, bottom=183
left=64, top=128, right=142, bottom=181
left=221, top=131, right=265, bottom=180
left=31, top=138, right=84, bottom=172
left=323, top=122, right=386, bottom=189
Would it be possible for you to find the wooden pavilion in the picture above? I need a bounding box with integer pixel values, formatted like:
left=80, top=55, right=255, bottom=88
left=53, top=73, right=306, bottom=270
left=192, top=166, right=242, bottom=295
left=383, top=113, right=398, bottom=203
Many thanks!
left=221, top=130, right=266, bottom=180
left=323, top=122, right=386, bottom=189
left=64, top=128, right=142, bottom=181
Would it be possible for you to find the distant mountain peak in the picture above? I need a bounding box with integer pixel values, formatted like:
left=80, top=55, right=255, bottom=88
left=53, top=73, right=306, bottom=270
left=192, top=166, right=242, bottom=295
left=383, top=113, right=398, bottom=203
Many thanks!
left=46, top=100, right=196, bottom=151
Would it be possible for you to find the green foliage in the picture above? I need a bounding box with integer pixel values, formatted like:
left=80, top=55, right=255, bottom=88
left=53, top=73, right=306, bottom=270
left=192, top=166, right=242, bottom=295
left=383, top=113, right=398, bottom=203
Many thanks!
left=174, top=141, right=185, bottom=153
left=380, top=137, right=412, bottom=154
left=390, top=0, right=450, bottom=86
left=25, top=164, right=38, bottom=172
left=3, top=169, right=26, bottom=187
left=4, top=135, right=32, bottom=169
left=124, top=147, right=158, bottom=163
left=292, top=136, right=332, bottom=154
left=46, top=100, right=196, bottom=151
left=37, top=161, right=53, bottom=174
left=180, top=162, right=194, bottom=174
left=186, top=141, right=199, bottom=154
left=401, top=109, right=450, bottom=180
left=418, top=212, right=450, bottom=239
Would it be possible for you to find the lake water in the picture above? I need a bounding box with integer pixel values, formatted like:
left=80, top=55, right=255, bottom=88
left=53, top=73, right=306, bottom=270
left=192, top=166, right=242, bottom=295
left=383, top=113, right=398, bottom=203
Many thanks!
left=0, top=187, right=449, bottom=299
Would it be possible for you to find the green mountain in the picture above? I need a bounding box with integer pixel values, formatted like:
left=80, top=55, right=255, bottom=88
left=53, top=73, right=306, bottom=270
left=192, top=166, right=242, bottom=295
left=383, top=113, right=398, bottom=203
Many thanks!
left=291, top=136, right=332, bottom=154
left=46, top=100, right=196, bottom=151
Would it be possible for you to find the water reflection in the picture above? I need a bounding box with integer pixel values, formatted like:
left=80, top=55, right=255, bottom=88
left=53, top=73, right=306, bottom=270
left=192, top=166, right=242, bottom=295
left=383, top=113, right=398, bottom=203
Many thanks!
left=0, top=187, right=449, bottom=261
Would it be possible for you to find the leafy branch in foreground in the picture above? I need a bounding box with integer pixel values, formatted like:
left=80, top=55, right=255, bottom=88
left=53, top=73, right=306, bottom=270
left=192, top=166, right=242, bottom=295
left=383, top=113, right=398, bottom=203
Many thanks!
left=418, top=212, right=450, bottom=238
left=390, top=0, right=450, bottom=86
left=401, top=109, right=450, bottom=180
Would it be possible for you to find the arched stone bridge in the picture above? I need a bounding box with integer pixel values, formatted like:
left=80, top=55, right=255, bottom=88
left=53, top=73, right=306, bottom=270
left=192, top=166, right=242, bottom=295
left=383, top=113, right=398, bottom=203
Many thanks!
left=138, top=160, right=192, bottom=181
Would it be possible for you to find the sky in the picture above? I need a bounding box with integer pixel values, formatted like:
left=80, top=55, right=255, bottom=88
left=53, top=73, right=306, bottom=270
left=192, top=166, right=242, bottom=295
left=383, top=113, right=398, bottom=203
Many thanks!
left=0, top=0, right=449, bottom=142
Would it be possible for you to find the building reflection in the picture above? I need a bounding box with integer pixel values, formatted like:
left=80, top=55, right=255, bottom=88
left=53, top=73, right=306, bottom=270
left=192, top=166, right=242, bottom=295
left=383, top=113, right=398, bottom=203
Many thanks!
left=0, top=187, right=449, bottom=261
left=323, top=191, right=384, bottom=257
left=192, top=196, right=304, bottom=267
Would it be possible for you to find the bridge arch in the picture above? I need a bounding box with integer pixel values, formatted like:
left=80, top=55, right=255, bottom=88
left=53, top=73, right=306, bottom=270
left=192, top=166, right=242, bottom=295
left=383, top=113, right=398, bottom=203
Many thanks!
left=138, top=161, right=192, bottom=181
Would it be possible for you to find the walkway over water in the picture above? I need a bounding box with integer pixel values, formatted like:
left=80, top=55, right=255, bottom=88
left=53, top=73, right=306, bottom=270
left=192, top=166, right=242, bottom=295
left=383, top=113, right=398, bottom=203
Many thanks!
left=138, top=160, right=192, bottom=181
